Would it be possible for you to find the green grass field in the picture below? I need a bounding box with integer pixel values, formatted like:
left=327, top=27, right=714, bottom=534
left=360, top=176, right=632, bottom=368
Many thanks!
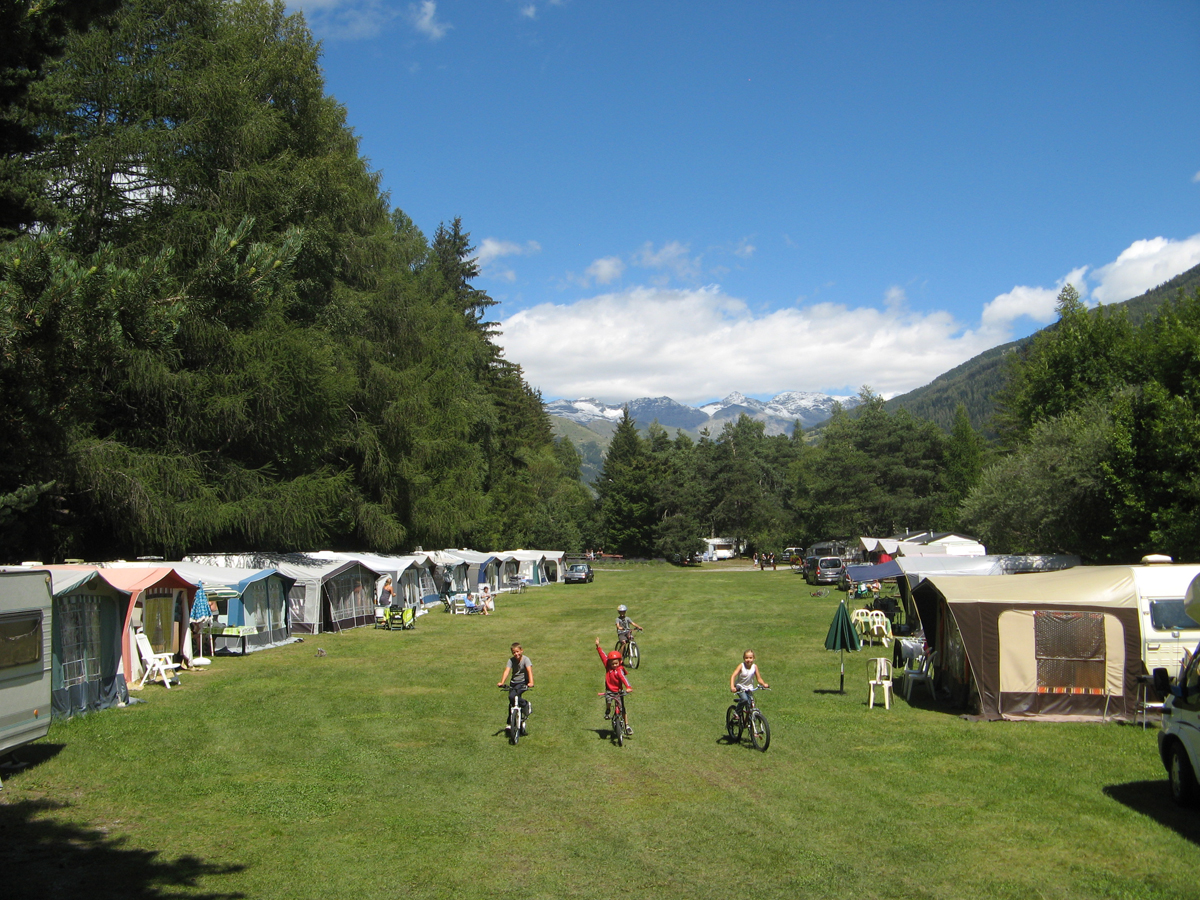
left=4, top=564, right=1199, bottom=899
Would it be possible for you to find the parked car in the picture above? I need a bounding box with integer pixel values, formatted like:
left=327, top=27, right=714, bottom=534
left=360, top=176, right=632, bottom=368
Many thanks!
left=565, top=564, right=594, bottom=584
left=806, top=557, right=845, bottom=586
left=1154, top=647, right=1200, bottom=805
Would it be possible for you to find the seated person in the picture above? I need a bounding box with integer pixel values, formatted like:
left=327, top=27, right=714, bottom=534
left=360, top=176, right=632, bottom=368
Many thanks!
left=477, top=584, right=494, bottom=615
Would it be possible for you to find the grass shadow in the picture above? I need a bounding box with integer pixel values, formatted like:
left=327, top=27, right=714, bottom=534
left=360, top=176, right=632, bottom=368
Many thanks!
left=812, top=688, right=848, bottom=695
left=1103, top=780, right=1200, bottom=846
left=0, top=798, right=246, bottom=899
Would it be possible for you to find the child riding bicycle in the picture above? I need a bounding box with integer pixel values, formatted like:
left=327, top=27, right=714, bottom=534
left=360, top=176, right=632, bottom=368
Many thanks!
left=497, top=642, right=534, bottom=734
left=730, top=649, right=769, bottom=711
left=595, top=637, right=633, bottom=734
left=615, top=604, right=642, bottom=653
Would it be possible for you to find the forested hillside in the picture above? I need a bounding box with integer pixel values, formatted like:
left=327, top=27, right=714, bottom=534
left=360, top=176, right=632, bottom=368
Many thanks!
left=885, top=262, right=1200, bottom=433
left=0, top=0, right=592, bottom=562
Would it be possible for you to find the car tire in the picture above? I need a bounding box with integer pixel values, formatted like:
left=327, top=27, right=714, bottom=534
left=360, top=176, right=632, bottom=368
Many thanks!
left=1169, top=742, right=1200, bottom=807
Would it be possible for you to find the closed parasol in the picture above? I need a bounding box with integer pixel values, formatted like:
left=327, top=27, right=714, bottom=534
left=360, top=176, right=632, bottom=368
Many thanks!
left=824, top=598, right=861, bottom=693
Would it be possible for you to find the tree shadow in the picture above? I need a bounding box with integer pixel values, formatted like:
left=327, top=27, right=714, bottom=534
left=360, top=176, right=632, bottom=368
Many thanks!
left=0, top=798, right=246, bottom=898
left=1102, top=780, right=1200, bottom=846
left=812, top=688, right=848, bottom=695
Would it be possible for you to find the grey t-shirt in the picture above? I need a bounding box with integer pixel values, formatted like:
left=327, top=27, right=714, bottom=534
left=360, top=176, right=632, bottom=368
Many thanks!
left=508, top=655, right=531, bottom=686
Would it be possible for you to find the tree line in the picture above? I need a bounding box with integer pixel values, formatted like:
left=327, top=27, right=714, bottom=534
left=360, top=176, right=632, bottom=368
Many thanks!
left=0, top=0, right=591, bottom=561
left=592, top=282, right=1200, bottom=566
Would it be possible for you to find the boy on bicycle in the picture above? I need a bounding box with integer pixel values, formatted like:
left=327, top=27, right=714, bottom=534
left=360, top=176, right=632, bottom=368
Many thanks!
left=497, top=642, right=534, bottom=733
left=615, top=604, right=642, bottom=653
left=730, top=649, right=769, bottom=710
left=595, top=637, right=633, bottom=734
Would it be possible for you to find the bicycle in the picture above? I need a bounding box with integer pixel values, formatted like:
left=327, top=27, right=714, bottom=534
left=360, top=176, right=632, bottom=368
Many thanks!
left=810, top=588, right=830, bottom=598
left=601, top=689, right=631, bottom=746
left=615, top=628, right=642, bottom=669
left=725, top=685, right=771, bottom=751
left=499, top=683, right=532, bottom=745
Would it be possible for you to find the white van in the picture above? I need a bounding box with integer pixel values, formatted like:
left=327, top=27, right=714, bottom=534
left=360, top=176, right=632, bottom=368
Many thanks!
left=1153, top=573, right=1200, bottom=805
left=1131, top=563, right=1200, bottom=676
left=0, top=570, right=53, bottom=769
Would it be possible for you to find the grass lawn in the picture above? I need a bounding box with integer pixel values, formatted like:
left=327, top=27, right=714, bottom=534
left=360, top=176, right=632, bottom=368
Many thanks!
left=4, top=563, right=1199, bottom=899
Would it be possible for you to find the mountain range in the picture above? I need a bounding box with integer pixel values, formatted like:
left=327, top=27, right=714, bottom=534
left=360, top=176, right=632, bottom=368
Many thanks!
left=549, top=261, right=1200, bottom=479
left=547, top=390, right=858, bottom=437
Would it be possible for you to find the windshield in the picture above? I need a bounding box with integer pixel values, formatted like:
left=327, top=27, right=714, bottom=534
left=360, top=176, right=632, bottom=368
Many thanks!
left=1148, top=599, right=1200, bottom=631
left=569, top=565, right=588, bottom=573
left=818, top=558, right=841, bottom=568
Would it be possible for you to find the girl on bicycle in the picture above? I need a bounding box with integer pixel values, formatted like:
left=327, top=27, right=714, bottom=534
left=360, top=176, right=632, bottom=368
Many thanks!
left=730, top=649, right=769, bottom=709
left=595, top=637, right=633, bottom=734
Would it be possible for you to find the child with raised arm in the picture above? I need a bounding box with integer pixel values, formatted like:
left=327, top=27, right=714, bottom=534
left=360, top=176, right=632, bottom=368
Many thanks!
left=596, top=637, right=634, bottom=735
left=497, top=642, right=533, bottom=733
left=730, top=649, right=769, bottom=710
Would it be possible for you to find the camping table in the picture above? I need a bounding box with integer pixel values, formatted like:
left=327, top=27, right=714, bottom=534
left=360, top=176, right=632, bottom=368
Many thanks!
left=201, top=624, right=261, bottom=655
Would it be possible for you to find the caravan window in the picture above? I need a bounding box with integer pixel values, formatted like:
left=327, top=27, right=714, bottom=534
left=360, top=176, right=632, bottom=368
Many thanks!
left=1148, top=599, right=1200, bottom=632
left=0, top=609, right=43, bottom=669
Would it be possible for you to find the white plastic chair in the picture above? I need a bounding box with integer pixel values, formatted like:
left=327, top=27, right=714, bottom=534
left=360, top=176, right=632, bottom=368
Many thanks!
left=903, top=650, right=938, bottom=701
left=866, top=610, right=892, bottom=647
left=868, top=657, right=893, bottom=709
left=135, top=632, right=181, bottom=689
left=850, top=608, right=871, bottom=637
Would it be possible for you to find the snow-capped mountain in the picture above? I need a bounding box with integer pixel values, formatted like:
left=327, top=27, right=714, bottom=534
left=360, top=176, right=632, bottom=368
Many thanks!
left=548, top=390, right=856, bottom=434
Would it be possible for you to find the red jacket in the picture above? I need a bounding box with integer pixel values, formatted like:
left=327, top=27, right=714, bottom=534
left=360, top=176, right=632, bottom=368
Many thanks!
left=598, top=644, right=631, bottom=692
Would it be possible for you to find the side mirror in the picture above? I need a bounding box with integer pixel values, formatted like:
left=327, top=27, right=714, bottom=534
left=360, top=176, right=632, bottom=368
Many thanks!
left=1153, top=667, right=1172, bottom=697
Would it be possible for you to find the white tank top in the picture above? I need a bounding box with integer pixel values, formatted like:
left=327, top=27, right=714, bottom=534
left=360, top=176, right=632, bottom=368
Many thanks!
left=735, top=662, right=757, bottom=691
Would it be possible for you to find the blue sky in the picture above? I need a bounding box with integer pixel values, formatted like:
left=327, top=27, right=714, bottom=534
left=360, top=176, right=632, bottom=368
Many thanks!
left=291, top=1, right=1200, bottom=405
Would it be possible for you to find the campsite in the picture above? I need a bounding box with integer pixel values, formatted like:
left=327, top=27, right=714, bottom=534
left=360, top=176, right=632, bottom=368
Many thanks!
left=3, top=562, right=1199, bottom=900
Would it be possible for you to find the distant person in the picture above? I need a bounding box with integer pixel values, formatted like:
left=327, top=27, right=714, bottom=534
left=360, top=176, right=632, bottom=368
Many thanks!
left=379, top=576, right=395, bottom=608
left=497, top=642, right=533, bottom=734
left=615, top=604, right=642, bottom=654
left=478, top=583, right=494, bottom=615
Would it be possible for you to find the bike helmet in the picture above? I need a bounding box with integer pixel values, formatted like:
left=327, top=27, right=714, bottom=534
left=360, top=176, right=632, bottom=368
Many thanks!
left=617, top=604, right=627, bottom=612
left=606, top=651, right=623, bottom=663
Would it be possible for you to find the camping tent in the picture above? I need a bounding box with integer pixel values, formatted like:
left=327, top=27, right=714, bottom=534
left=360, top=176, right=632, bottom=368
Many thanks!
left=914, top=567, right=1142, bottom=722
left=167, top=562, right=294, bottom=653
left=85, top=567, right=195, bottom=687
left=307, top=551, right=439, bottom=609
left=184, top=554, right=381, bottom=634
left=46, top=568, right=130, bottom=717
left=505, top=550, right=551, bottom=586
left=543, top=550, right=565, bottom=583
left=444, top=550, right=502, bottom=593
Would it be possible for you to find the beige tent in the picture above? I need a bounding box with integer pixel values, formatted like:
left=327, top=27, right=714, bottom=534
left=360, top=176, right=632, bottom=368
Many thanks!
left=915, top=567, right=1141, bottom=722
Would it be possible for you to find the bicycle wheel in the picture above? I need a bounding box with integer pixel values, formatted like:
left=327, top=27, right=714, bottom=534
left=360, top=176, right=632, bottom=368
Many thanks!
left=613, top=703, right=625, bottom=747
left=749, top=710, right=770, bottom=751
left=627, top=640, right=640, bottom=669
left=509, top=705, right=521, bottom=745
left=726, top=704, right=743, bottom=741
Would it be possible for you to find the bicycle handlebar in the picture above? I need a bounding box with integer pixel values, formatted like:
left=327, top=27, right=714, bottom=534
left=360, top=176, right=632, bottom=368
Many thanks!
left=499, top=683, right=532, bottom=691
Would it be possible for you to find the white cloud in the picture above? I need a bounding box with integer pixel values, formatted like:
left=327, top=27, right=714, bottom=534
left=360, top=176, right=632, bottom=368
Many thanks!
left=497, top=285, right=998, bottom=404
left=633, top=241, right=701, bottom=280
left=475, top=238, right=540, bottom=267
left=1193, top=171, right=1200, bottom=183
left=981, top=266, right=1088, bottom=327
left=410, top=1, right=450, bottom=40
left=289, top=0, right=398, bottom=39
left=733, top=238, right=755, bottom=259
left=1089, top=234, right=1200, bottom=305
left=520, top=4, right=537, bottom=18
left=586, top=256, right=625, bottom=285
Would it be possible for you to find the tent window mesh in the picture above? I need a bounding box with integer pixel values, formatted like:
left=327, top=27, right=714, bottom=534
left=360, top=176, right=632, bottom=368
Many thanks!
left=0, top=611, right=42, bottom=669
left=59, top=593, right=102, bottom=687
left=143, top=592, right=176, bottom=654
left=326, top=567, right=372, bottom=623
left=1035, top=611, right=1105, bottom=692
